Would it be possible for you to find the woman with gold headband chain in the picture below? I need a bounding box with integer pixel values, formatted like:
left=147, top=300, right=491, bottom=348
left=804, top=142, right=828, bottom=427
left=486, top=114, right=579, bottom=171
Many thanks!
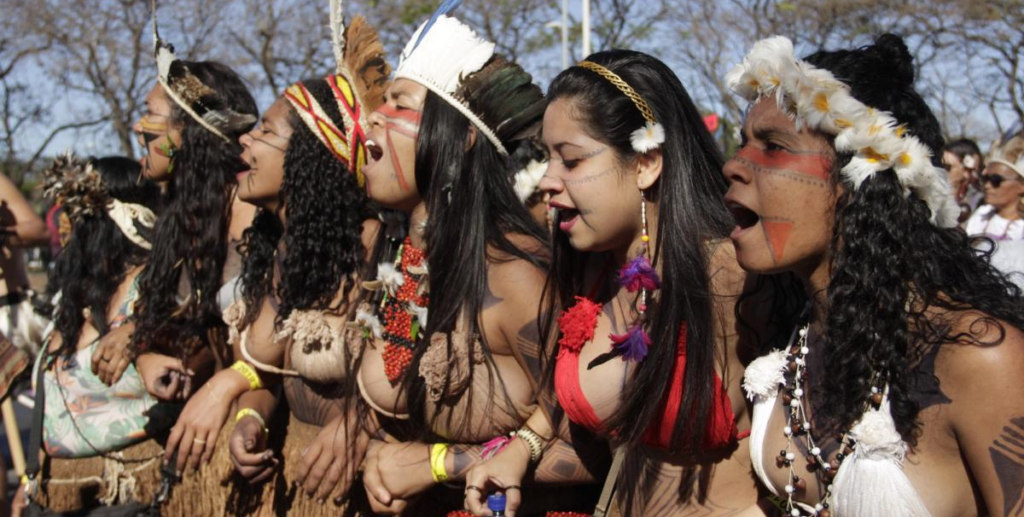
left=466, top=50, right=780, bottom=516
left=728, top=35, right=1024, bottom=516
left=350, top=5, right=601, bottom=516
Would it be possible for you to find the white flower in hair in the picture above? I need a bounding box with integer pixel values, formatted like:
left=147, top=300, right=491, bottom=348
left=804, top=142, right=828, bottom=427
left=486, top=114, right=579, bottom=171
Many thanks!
left=631, top=121, right=666, bottom=153
left=355, top=306, right=383, bottom=338
left=376, top=262, right=405, bottom=295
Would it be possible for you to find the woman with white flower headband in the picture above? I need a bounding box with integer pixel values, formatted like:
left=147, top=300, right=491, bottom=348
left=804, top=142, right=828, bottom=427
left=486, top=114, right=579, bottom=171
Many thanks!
left=466, top=49, right=779, bottom=517
left=726, top=34, right=1024, bottom=516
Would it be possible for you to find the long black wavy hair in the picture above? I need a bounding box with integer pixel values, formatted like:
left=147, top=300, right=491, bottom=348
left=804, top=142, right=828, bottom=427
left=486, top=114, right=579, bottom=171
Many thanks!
left=544, top=49, right=733, bottom=453
left=360, top=54, right=549, bottom=437
left=802, top=34, right=1024, bottom=442
left=129, top=61, right=258, bottom=362
left=238, top=78, right=371, bottom=330
left=51, top=157, right=162, bottom=358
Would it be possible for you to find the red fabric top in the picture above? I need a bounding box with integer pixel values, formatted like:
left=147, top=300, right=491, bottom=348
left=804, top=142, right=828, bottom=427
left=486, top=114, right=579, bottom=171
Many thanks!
left=554, top=296, right=744, bottom=451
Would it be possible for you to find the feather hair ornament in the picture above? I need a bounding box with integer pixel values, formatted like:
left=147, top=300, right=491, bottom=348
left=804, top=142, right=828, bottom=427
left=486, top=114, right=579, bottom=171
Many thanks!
left=284, top=0, right=391, bottom=184
left=42, top=151, right=157, bottom=249
left=149, top=0, right=255, bottom=143
left=726, top=36, right=958, bottom=228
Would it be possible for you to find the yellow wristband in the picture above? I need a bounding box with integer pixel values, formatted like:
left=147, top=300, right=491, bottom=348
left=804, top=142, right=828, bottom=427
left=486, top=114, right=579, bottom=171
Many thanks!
left=235, top=408, right=268, bottom=435
left=19, top=474, right=29, bottom=486
left=429, top=443, right=449, bottom=483
left=231, top=360, right=263, bottom=391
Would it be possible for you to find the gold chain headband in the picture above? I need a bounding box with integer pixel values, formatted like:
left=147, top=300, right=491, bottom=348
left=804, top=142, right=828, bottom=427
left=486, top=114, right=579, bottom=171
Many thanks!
left=576, top=61, right=664, bottom=153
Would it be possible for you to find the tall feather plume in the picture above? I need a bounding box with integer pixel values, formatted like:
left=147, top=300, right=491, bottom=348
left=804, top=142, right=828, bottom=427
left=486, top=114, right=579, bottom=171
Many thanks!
left=329, top=0, right=346, bottom=71
left=341, top=16, right=392, bottom=114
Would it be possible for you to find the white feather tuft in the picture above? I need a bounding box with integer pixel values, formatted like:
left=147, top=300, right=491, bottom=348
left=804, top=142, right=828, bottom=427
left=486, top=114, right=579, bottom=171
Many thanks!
left=742, top=349, right=788, bottom=401
left=355, top=306, right=383, bottom=339
left=831, top=399, right=933, bottom=517
left=376, top=262, right=405, bottom=295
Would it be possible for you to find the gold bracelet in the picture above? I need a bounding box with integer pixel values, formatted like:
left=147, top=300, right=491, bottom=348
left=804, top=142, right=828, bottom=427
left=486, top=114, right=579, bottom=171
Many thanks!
left=429, top=443, right=450, bottom=483
left=235, top=408, right=268, bottom=435
left=513, top=427, right=545, bottom=463
left=231, top=360, right=263, bottom=391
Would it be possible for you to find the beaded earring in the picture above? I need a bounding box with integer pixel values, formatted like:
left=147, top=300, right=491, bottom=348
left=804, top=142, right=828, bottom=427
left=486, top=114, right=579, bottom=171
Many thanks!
left=610, top=189, right=660, bottom=362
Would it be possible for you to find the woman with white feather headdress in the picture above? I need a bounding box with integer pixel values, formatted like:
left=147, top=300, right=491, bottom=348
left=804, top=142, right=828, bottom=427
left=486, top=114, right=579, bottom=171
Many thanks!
left=351, top=1, right=598, bottom=515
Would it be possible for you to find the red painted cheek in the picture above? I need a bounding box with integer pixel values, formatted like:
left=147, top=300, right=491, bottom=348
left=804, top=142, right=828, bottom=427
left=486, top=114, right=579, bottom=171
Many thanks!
left=736, top=146, right=830, bottom=182
left=760, top=217, right=794, bottom=264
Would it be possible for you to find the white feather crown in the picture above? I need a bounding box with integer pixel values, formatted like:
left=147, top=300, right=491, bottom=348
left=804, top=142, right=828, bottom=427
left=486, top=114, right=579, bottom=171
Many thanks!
left=394, top=15, right=508, bottom=156
left=726, top=36, right=958, bottom=228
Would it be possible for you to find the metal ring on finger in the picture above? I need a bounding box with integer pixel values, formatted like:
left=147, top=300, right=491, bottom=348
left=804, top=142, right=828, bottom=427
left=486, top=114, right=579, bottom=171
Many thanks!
left=193, top=438, right=207, bottom=445
left=465, top=485, right=483, bottom=493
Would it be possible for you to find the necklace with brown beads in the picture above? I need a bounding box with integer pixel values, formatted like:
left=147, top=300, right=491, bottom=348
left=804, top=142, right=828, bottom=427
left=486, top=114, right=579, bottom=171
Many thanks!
left=776, top=324, right=884, bottom=517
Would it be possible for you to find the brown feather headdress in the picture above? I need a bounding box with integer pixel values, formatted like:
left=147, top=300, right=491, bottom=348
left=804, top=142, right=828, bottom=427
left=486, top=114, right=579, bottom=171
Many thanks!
left=283, top=0, right=392, bottom=185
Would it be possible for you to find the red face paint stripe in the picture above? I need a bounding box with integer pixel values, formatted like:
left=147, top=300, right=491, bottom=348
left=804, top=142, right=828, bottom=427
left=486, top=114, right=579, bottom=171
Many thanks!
left=736, top=146, right=830, bottom=181
left=377, top=104, right=422, bottom=125
left=385, top=126, right=411, bottom=192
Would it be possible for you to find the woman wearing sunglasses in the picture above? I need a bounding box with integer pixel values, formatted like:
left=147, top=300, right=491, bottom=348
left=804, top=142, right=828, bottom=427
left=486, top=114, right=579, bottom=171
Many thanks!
left=965, top=133, right=1024, bottom=241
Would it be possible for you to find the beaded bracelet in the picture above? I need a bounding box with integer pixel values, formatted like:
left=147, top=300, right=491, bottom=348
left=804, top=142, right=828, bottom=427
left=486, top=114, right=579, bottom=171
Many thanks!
left=513, top=426, right=546, bottom=464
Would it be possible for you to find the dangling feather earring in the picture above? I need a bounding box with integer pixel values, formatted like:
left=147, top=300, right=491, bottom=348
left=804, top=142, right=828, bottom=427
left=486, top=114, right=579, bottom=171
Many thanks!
left=610, top=189, right=659, bottom=362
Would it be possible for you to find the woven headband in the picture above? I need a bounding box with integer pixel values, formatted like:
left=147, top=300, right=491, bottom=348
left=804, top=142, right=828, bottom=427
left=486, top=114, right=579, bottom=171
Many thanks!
left=576, top=60, right=664, bottom=153
left=284, top=76, right=367, bottom=185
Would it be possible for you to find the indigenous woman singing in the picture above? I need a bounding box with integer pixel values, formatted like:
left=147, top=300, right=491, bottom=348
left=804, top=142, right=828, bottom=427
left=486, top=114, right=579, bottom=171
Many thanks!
left=727, top=34, right=1024, bottom=517
left=352, top=9, right=599, bottom=516
left=465, top=50, right=776, bottom=517
left=216, top=9, right=391, bottom=515
left=85, top=11, right=260, bottom=513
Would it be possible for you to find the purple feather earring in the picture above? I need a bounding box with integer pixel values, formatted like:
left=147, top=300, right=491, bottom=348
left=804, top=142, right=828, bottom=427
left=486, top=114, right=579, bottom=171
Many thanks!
left=610, top=189, right=658, bottom=362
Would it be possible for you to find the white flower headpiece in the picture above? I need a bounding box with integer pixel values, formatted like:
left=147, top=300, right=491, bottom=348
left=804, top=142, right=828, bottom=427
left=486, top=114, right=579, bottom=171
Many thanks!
left=576, top=60, right=665, bottom=154
left=726, top=36, right=958, bottom=228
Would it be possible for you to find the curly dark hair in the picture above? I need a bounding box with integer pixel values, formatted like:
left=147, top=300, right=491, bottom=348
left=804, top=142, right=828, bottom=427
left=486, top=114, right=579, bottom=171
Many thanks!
left=238, top=78, right=372, bottom=328
left=543, top=49, right=733, bottom=452
left=129, top=61, right=258, bottom=361
left=50, top=157, right=162, bottom=358
left=803, top=34, right=1024, bottom=442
